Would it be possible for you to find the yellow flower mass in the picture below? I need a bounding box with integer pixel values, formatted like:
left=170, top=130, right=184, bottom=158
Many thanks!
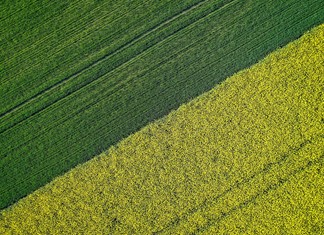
left=0, top=24, right=323, bottom=234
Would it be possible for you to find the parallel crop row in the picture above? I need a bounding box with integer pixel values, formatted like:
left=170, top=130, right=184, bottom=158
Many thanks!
left=0, top=24, right=322, bottom=233
left=0, top=0, right=233, bottom=134
left=159, top=137, right=323, bottom=234
left=0, top=0, right=202, bottom=115
left=0, top=0, right=323, bottom=209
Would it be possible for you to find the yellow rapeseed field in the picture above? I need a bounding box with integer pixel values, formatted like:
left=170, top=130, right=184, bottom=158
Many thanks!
left=0, top=24, right=323, bottom=234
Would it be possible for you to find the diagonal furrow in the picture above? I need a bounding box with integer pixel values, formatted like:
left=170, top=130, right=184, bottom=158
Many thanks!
left=0, top=0, right=322, bottom=211
left=0, top=0, right=292, bottom=157
left=0, top=0, right=215, bottom=119
left=154, top=136, right=323, bottom=234
left=0, top=0, right=171, bottom=83
left=0, top=0, right=236, bottom=135
left=0, top=3, right=122, bottom=73
left=1, top=0, right=315, bottom=160
left=194, top=156, right=323, bottom=234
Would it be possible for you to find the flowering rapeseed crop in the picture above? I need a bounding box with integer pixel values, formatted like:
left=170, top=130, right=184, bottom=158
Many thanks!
left=0, top=24, right=323, bottom=234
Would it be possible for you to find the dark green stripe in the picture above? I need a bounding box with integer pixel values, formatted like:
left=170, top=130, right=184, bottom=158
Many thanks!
left=0, top=0, right=323, bottom=209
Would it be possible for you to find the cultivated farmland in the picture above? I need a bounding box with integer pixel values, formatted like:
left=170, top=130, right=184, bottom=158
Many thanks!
left=0, top=24, right=323, bottom=234
left=0, top=0, right=323, bottom=209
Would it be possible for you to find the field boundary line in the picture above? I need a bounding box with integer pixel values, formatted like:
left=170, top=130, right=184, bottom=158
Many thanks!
left=0, top=0, right=318, bottom=158
left=0, top=0, right=237, bottom=135
left=0, top=0, right=319, bottom=161
left=0, top=0, right=322, bottom=209
left=0, top=0, right=213, bottom=118
left=0, top=0, right=238, bottom=121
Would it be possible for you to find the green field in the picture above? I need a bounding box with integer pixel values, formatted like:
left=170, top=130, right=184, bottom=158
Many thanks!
left=0, top=0, right=323, bottom=209
left=0, top=24, right=322, bottom=234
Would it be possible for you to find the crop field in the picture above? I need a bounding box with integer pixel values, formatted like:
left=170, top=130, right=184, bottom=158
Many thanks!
left=0, top=0, right=323, bottom=211
left=0, top=24, right=323, bottom=234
